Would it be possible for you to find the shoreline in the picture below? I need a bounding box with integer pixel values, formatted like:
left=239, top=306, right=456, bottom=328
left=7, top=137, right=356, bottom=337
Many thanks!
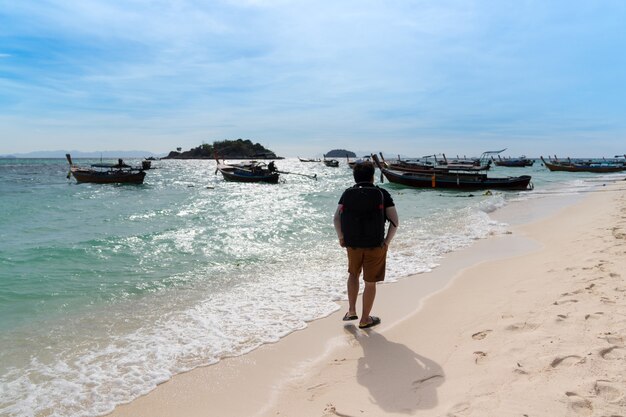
left=108, top=181, right=626, bottom=417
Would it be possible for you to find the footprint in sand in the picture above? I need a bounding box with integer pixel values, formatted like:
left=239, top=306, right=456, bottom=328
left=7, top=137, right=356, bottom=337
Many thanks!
left=612, top=228, right=626, bottom=239
left=584, top=312, right=604, bottom=320
left=551, top=355, right=584, bottom=368
left=594, top=380, right=624, bottom=403
left=447, top=401, right=471, bottom=416
left=561, top=289, right=584, bottom=296
left=556, top=314, right=569, bottom=322
left=412, top=374, right=444, bottom=390
left=513, top=362, right=529, bottom=375
left=471, top=330, right=492, bottom=340
left=599, top=333, right=625, bottom=345
left=505, top=322, right=539, bottom=332
left=322, top=403, right=338, bottom=417
left=553, top=299, right=579, bottom=306
left=599, top=346, right=626, bottom=360
left=583, top=262, right=607, bottom=272
left=473, top=351, right=487, bottom=364
left=307, top=383, right=330, bottom=401
left=565, top=392, right=593, bottom=416
left=600, top=296, right=616, bottom=304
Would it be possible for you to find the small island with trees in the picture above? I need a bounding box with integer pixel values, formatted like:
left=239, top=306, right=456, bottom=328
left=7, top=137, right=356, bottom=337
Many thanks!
left=325, top=149, right=356, bottom=158
left=164, top=139, right=281, bottom=159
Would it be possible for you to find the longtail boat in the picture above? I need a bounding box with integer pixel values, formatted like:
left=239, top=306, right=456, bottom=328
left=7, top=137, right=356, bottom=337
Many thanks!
left=66, top=154, right=146, bottom=184
left=347, top=155, right=371, bottom=169
left=540, top=156, right=626, bottom=173
left=298, top=157, right=321, bottom=162
left=215, top=160, right=280, bottom=183
left=493, top=155, right=534, bottom=167
left=372, top=154, right=532, bottom=191
left=385, top=150, right=501, bottom=173
left=378, top=153, right=486, bottom=174
left=436, top=152, right=494, bottom=171
left=323, top=158, right=339, bottom=167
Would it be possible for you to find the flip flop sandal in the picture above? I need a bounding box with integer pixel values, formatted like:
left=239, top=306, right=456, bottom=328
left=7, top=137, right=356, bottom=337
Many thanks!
left=342, top=312, right=358, bottom=321
left=358, top=316, right=381, bottom=329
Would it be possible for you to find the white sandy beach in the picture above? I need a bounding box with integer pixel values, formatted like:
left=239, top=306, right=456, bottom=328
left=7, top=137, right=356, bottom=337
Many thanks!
left=109, top=182, right=626, bottom=417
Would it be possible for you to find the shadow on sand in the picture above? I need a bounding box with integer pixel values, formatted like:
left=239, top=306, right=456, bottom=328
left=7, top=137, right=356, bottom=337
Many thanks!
left=345, top=325, right=444, bottom=414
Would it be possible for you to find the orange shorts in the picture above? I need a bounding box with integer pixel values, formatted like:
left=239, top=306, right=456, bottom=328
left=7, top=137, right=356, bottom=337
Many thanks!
left=346, top=244, right=388, bottom=282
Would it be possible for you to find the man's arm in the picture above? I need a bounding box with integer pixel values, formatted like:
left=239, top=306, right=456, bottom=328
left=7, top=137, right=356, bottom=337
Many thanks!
left=384, top=206, right=399, bottom=246
left=333, top=205, right=345, bottom=247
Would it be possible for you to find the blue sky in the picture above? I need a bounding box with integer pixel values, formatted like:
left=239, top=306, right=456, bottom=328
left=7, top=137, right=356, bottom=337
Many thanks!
left=1, top=1, right=625, bottom=157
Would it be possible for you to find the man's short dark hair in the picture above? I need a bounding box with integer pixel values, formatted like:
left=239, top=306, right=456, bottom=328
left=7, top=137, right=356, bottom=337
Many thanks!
left=353, top=161, right=375, bottom=183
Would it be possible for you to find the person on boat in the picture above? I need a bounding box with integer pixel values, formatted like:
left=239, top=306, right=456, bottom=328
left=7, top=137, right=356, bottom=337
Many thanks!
left=333, top=161, right=399, bottom=329
left=268, top=161, right=276, bottom=172
left=114, top=159, right=127, bottom=170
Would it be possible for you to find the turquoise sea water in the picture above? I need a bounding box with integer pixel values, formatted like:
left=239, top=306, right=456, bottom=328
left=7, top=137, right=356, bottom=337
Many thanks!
left=0, top=157, right=621, bottom=417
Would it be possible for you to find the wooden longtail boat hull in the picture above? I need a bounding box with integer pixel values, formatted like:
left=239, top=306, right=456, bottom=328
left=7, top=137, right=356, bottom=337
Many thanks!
left=380, top=169, right=533, bottom=190
left=69, top=167, right=146, bottom=184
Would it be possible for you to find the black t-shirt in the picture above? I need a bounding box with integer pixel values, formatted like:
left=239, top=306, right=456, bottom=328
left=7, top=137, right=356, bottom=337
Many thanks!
left=338, top=182, right=395, bottom=208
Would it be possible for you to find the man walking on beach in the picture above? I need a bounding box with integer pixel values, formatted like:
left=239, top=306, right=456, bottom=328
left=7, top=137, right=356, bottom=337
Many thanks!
left=333, top=161, right=399, bottom=329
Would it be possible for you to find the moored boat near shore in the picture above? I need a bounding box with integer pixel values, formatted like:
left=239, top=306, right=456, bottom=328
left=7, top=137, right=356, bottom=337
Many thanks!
left=385, top=150, right=502, bottom=173
left=346, top=155, right=371, bottom=169
left=492, top=155, right=535, bottom=167
left=372, top=154, right=533, bottom=190
left=436, top=151, right=494, bottom=171
left=540, top=156, right=626, bottom=173
left=215, top=160, right=280, bottom=183
left=66, top=154, right=147, bottom=184
left=379, top=153, right=486, bottom=174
